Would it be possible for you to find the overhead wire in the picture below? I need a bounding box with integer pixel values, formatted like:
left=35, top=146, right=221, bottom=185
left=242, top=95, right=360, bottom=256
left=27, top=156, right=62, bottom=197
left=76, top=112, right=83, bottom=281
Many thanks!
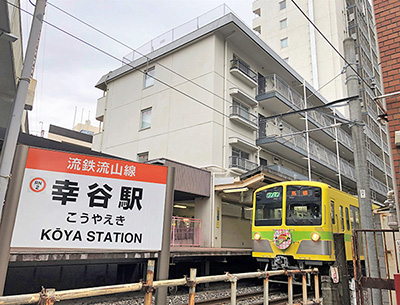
left=13, top=0, right=358, bottom=129
left=7, top=0, right=229, bottom=119
left=37, top=0, right=354, bottom=123
left=289, top=0, right=372, bottom=90
left=45, top=0, right=239, bottom=109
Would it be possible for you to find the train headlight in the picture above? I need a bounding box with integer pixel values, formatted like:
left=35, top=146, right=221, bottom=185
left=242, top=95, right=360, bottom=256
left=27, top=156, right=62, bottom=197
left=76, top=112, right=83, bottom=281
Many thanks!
left=254, top=232, right=261, bottom=240
left=311, top=232, right=320, bottom=242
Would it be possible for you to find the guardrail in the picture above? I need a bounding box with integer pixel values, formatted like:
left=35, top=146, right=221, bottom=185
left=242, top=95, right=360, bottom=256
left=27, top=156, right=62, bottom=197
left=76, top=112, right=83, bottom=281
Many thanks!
left=0, top=261, right=320, bottom=305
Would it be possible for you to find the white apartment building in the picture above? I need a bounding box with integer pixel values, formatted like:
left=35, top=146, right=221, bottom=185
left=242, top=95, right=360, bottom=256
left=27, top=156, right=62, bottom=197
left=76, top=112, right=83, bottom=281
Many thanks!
left=253, top=0, right=391, bottom=202
left=0, top=0, right=32, bottom=132
left=93, top=5, right=392, bottom=249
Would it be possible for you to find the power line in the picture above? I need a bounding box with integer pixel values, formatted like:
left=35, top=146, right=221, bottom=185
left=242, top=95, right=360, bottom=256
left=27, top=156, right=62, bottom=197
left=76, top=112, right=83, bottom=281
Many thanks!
left=259, top=95, right=358, bottom=122
left=7, top=0, right=230, bottom=119
left=43, top=1, right=352, bottom=120
left=45, top=1, right=239, bottom=109
left=12, top=0, right=359, bottom=132
left=289, top=0, right=372, bottom=91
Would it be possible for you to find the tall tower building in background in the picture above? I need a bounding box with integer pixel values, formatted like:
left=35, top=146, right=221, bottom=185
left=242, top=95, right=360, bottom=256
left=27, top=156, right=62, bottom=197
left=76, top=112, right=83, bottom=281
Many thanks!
left=252, top=0, right=392, bottom=202
left=373, top=0, right=400, bottom=204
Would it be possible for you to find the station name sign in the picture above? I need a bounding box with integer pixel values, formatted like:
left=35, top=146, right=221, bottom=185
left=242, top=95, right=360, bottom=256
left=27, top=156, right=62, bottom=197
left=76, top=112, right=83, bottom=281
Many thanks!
left=11, top=148, right=168, bottom=251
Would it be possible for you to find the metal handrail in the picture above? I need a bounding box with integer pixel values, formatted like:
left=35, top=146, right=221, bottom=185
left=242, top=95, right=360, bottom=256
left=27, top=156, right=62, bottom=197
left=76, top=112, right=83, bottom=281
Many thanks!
left=0, top=262, right=320, bottom=305
left=229, top=156, right=258, bottom=171
left=230, top=58, right=258, bottom=82
left=229, top=105, right=258, bottom=126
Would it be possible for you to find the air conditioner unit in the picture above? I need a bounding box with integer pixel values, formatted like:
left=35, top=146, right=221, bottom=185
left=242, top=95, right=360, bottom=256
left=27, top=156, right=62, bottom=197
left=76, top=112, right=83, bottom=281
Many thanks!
left=395, top=131, right=400, bottom=146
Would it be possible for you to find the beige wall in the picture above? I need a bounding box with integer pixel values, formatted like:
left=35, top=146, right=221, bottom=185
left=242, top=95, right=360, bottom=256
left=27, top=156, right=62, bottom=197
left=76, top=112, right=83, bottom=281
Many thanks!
left=253, top=0, right=348, bottom=105
left=48, top=133, right=92, bottom=148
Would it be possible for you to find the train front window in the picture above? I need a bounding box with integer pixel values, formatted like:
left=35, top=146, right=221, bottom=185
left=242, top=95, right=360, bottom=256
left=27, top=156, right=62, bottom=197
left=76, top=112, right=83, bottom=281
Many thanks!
left=254, top=186, right=283, bottom=226
left=286, top=185, right=322, bottom=226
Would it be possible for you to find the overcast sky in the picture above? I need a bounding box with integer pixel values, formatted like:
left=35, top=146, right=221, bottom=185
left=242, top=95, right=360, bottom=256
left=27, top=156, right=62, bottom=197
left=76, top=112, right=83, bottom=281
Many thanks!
left=19, top=1, right=253, bottom=136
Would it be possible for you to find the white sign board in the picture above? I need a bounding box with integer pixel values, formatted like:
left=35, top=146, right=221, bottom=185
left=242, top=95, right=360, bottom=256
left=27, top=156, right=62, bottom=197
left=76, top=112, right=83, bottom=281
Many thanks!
left=11, top=148, right=168, bottom=251
left=396, top=240, right=400, bottom=267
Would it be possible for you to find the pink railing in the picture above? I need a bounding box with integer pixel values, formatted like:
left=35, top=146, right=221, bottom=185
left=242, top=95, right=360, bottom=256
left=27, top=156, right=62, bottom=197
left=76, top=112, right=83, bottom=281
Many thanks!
left=170, top=216, right=201, bottom=247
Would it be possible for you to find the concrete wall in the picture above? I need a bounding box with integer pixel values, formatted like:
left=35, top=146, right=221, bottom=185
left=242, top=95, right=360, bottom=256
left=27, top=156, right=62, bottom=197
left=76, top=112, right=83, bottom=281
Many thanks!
left=373, top=0, right=400, bottom=204
left=252, top=0, right=347, bottom=105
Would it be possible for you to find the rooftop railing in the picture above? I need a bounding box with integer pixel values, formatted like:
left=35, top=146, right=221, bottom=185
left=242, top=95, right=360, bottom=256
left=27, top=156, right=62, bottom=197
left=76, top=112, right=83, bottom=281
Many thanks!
left=122, top=4, right=236, bottom=64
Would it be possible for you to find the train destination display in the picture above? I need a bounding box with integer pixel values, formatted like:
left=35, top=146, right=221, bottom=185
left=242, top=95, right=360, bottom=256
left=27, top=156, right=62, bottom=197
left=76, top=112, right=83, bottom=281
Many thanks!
left=11, top=148, right=168, bottom=251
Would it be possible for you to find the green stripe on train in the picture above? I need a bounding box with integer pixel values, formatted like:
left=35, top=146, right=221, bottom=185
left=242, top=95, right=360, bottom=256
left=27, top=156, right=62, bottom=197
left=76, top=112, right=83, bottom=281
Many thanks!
left=253, top=230, right=353, bottom=241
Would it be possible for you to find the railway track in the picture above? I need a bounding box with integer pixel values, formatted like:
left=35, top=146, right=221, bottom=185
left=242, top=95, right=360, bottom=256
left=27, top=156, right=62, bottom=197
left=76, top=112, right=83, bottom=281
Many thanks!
left=177, top=292, right=304, bottom=305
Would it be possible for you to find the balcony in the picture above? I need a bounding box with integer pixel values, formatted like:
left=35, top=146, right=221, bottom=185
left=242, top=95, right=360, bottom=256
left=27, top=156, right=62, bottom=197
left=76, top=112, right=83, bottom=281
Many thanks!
left=229, top=87, right=258, bottom=107
left=229, top=105, right=258, bottom=130
left=370, top=177, right=388, bottom=198
left=257, top=120, right=355, bottom=181
left=257, top=119, right=389, bottom=198
left=96, top=96, right=106, bottom=122
left=229, top=156, right=258, bottom=172
left=257, top=74, right=354, bottom=153
left=365, top=125, right=389, bottom=155
left=267, top=164, right=309, bottom=181
left=258, top=74, right=304, bottom=109
left=230, top=58, right=258, bottom=88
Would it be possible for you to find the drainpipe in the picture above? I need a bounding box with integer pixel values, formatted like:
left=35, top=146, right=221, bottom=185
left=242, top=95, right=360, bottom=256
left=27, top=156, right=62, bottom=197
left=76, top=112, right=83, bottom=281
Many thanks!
left=308, top=0, right=319, bottom=90
left=303, top=79, right=312, bottom=180
left=334, top=109, right=343, bottom=190
left=99, top=72, right=112, bottom=153
left=223, top=32, right=236, bottom=170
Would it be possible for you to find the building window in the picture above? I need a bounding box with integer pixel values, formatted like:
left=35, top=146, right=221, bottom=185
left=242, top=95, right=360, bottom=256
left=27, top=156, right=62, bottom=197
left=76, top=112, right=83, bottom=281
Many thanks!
left=281, top=37, right=288, bottom=48
left=144, top=67, right=155, bottom=88
left=279, top=0, right=286, bottom=10
left=232, top=99, right=250, bottom=120
left=140, top=108, right=152, bottom=129
left=280, top=18, right=287, bottom=30
left=137, top=152, right=149, bottom=163
left=232, top=147, right=249, bottom=160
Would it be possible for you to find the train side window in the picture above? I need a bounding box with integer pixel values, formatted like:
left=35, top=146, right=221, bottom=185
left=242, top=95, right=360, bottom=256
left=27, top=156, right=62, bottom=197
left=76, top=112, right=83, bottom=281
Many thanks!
left=350, top=206, right=355, bottom=230
left=331, top=201, right=335, bottom=225
left=354, top=207, right=360, bottom=229
left=345, top=207, right=350, bottom=231
left=340, top=206, right=344, bottom=232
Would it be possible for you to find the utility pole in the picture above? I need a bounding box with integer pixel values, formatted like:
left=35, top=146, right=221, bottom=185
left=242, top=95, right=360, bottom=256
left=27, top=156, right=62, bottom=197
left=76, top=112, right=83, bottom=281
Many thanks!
left=0, top=0, right=47, bottom=219
left=344, top=37, right=381, bottom=305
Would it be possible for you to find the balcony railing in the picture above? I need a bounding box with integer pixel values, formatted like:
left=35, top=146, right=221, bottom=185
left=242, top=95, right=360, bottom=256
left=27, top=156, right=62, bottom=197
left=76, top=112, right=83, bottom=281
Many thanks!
left=370, top=177, right=388, bottom=197
left=259, top=120, right=389, bottom=196
left=171, top=216, right=201, bottom=247
left=258, top=74, right=305, bottom=109
left=230, top=105, right=258, bottom=127
left=229, top=156, right=258, bottom=171
left=230, top=58, right=258, bottom=82
left=259, top=120, right=357, bottom=179
left=258, top=75, right=354, bottom=150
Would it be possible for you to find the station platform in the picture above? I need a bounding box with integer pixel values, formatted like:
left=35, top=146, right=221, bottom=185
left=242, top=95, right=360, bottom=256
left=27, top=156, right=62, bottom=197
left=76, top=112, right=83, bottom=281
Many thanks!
left=8, top=247, right=253, bottom=266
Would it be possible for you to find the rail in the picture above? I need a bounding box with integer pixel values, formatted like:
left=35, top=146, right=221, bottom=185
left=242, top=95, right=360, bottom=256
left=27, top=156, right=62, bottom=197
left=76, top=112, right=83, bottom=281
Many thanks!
left=0, top=261, right=320, bottom=305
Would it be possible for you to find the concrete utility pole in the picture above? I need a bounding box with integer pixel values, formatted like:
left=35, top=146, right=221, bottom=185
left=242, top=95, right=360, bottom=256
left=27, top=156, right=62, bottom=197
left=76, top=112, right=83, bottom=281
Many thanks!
left=0, top=0, right=47, bottom=220
left=344, top=38, right=381, bottom=305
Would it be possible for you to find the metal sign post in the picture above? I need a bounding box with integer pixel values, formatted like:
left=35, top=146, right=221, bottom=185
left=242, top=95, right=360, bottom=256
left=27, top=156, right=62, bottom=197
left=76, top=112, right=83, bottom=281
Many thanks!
left=0, top=145, right=29, bottom=295
left=155, top=167, right=175, bottom=305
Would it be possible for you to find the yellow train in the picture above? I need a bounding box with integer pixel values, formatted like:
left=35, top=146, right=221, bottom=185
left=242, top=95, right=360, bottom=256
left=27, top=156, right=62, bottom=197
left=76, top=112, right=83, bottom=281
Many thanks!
left=252, top=181, right=363, bottom=271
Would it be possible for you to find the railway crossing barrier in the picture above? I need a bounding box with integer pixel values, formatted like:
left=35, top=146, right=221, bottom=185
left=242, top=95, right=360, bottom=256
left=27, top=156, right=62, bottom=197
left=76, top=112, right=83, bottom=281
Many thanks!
left=0, top=261, right=320, bottom=305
